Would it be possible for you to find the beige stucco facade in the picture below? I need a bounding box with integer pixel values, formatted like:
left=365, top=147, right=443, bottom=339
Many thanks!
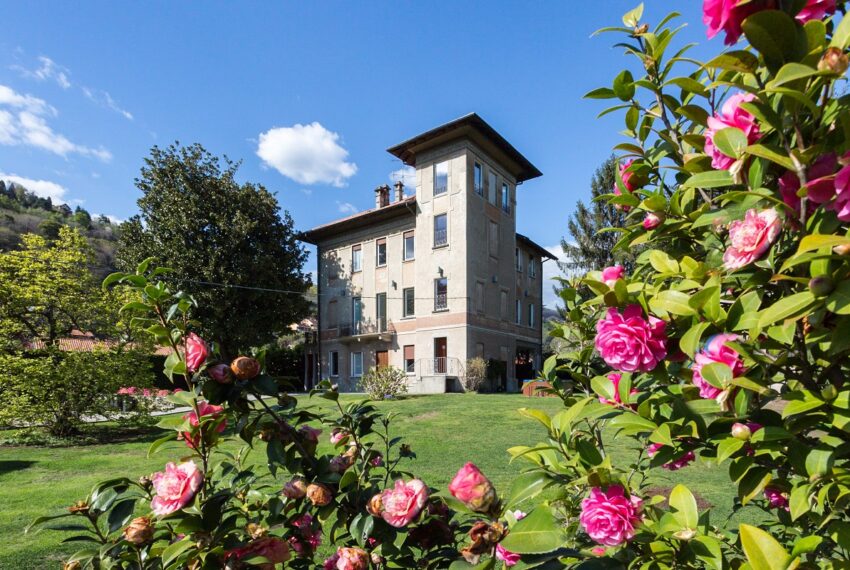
left=301, top=114, right=552, bottom=393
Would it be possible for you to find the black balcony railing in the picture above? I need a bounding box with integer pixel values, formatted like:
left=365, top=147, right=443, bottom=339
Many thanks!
left=434, top=293, right=448, bottom=311
left=338, top=318, right=390, bottom=338
left=434, top=229, right=448, bottom=247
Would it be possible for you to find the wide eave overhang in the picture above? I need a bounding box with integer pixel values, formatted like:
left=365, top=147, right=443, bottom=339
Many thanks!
left=299, top=196, right=416, bottom=244
left=386, top=113, right=542, bottom=183
left=517, top=233, right=557, bottom=261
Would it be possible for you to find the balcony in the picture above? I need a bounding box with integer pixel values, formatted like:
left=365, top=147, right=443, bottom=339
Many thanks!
left=417, top=357, right=464, bottom=377
left=335, top=318, right=394, bottom=343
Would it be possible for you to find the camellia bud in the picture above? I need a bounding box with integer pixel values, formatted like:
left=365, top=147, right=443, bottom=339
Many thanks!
left=818, top=46, right=849, bottom=75
left=246, top=522, right=267, bottom=539
left=306, top=482, right=333, bottom=507
left=673, top=528, right=697, bottom=541
left=633, top=23, right=649, bottom=35
left=822, top=384, right=838, bottom=401
left=282, top=477, right=307, bottom=499
left=207, top=363, right=233, bottom=384
left=138, top=475, right=152, bottom=490
left=230, top=356, right=261, bottom=381
left=63, top=562, right=82, bottom=570
left=642, top=212, right=664, bottom=230
left=809, top=276, right=834, bottom=297
left=371, top=552, right=384, bottom=566
left=730, top=422, right=752, bottom=441
left=367, top=493, right=384, bottom=516
left=67, top=500, right=90, bottom=514
left=123, top=516, right=154, bottom=545
left=449, top=463, right=497, bottom=513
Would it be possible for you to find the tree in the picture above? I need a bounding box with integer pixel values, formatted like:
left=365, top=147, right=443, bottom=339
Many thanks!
left=73, top=206, right=92, bottom=230
left=0, top=227, right=103, bottom=350
left=559, top=156, right=633, bottom=276
left=115, top=143, right=311, bottom=356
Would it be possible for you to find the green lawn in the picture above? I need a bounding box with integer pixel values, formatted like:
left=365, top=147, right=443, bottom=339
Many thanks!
left=0, top=394, right=752, bottom=568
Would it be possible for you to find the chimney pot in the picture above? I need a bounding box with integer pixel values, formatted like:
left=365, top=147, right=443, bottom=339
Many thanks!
left=375, top=184, right=390, bottom=208
left=393, top=180, right=404, bottom=202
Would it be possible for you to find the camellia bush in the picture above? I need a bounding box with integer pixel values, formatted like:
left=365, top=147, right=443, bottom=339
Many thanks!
left=31, top=2, right=850, bottom=568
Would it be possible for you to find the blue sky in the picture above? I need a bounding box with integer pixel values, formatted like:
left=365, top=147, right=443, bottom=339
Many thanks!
left=0, top=1, right=715, bottom=307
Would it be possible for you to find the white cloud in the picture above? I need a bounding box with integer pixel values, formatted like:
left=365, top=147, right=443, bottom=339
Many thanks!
left=94, top=213, right=125, bottom=225
left=336, top=201, right=358, bottom=214
left=256, top=122, right=357, bottom=187
left=12, top=56, right=71, bottom=89
left=0, top=84, right=112, bottom=161
left=0, top=172, right=69, bottom=204
left=389, top=165, right=416, bottom=189
left=542, top=245, right=566, bottom=310
left=81, top=86, right=133, bottom=120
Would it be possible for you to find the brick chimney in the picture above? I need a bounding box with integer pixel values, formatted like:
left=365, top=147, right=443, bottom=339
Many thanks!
left=393, top=180, right=404, bottom=202
left=375, top=184, right=390, bottom=208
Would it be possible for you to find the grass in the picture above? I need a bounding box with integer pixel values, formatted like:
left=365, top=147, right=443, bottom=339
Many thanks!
left=0, top=394, right=755, bottom=568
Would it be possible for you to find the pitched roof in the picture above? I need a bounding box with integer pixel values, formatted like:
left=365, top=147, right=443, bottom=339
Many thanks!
left=387, top=113, right=542, bottom=183
left=517, top=233, right=557, bottom=260
left=299, top=195, right=416, bottom=244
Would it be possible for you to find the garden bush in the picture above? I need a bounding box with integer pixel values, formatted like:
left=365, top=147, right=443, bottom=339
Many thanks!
left=31, top=2, right=850, bottom=568
left=358, top=365, right=409, bottom=400
left=462, top=357, right=488, bottom=392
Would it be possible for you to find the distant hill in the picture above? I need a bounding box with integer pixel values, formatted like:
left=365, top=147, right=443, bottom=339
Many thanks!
left=0, top=179, right=121, bottom=279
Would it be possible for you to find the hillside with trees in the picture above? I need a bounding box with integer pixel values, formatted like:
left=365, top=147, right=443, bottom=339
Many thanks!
left=0, top=179, right=121, bottom=279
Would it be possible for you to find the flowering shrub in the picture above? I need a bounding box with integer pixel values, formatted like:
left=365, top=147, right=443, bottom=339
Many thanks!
left=358, top=365, right=409, bottom=400
left=30, top=3, right=850, bottom=568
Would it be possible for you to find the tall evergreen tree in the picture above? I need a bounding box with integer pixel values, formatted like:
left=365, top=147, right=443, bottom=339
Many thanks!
left=559, top=155, right=633, bottom=275
left=115, top=143, right=311, bottom=357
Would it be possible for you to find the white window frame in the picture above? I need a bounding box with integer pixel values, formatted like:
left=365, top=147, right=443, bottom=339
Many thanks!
left=351, top=352, right=363, bottom=377
left=402, top=287, right=415, bottom=318
left=434, top=214, right=448, bottom=247
left=352, top=245, right=362, bottom=273
left=434, top=161, right=448, bottom=195
left=403, top=231, right=415, bottom=261
left=376, top=239, right=387, bottom=267
left=529, top=257, right=536, bottom=278
left=502, top=182, right=510, bottom=212
left=474, top=162, right=484, bottom=196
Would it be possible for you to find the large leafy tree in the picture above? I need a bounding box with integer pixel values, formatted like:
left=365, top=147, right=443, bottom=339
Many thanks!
left=116, top=143, right=311, bottom=356
left=559, top=155, right=633, bottom=275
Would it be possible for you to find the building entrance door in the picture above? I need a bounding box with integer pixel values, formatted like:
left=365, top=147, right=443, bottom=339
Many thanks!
left=376, top=350, right=388, bottom=369
left=434, top=337, right=447, bottom=374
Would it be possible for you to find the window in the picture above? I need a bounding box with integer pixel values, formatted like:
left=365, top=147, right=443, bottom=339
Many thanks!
left=404, top=345, right=415, bottom=374
left=352, top=297, right=362, bottom=333
left=475, top=281, right=485, bottom=314
left=529, top=303, right=536, bottom=327
left=403, top=231, right=415, bottom=261
left=352, top=245, right=362, bottom=273
left=376, top=238, right=387, bottom=266
left=351, top=352, right=363, bottom=377
left=376, top=293, right=387, bottom=332
left=488, top=170, right=498, bottom=204
left=434, top=214, right=448, bottom=247
left=329, top=351, right=339, bottom=377
left=474, top=162, right=484, bottom=195
left=489, top=221, right=499, bottom=257
left=434, top=161, right=448, bottom=195
left=529, top=257, right=537, bottom=278
left=403, top=287, right=415, bottom=318
left=515, top=300, right=522, bottom=324
left=502, top=183, right=510, bottom=212
left=435, top=278, right=448, bottom=311
left=500, top=290, right=508, bottom=320
left=515, top=248, right=522, bottom=272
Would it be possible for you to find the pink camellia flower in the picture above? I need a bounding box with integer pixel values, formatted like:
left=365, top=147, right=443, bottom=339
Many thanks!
left=226, top=537, right=290, bottom=569
left=831, top=159, right=850, bottom=221
left=764, top=486, right=789, bottom=510
left=323, top=553, right=340, bottom=570
left=184, top=333, right=208, bottom=373
left=778, top=154, right=837, bottom=213
left=207, top=363, right=232, bottom=384
left=370, top=454, right=384, bottom=467
left=643, top=212, right=663, bottom=230
left=299, top=425, right=322, bottom=443
left=692, top=334, right=745, bottom=400
left=141, top=388, right=152, bottom=398
left=379, top=479, right=428, bottom=527
left=330, top=428, right=350, bottom=445
left=156, top=389, right=170, bottom=398
left=117, top=387, right=129, bottom=395
left=592, top=547, right=607, bottom=556
left=595, top=305, right=667, bottom=373
left=646, top=443, right=696, bottom=471
left=335, top=547, right=369, bottom=570
left=598, top=373, right=637, bottom=406
left=126, top=386, right=138, bottom=395
left=601, top=265, right=625, bottom=288
left=616, top=159, right=638, bottom=192
left=705, top=92, right=761, bottom=170
left=289, top=513, right=322, bottom=555
left=703, top=0, right=763, bottom=45
left=180, top=401, right=226, bottom=450
left=150, top=461, right=203, bottom=516
left=796, top=0, right=836, bottom=22
left=449, top=462, right=497, bottom=513
left=579, top=485, right=643, bottom=547
left=496, top=544, right=521, bottom=567
left=723, top=209, right=781, bottom=270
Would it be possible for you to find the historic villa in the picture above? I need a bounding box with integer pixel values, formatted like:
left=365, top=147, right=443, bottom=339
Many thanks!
left=300, top=114, right=553, bottom=393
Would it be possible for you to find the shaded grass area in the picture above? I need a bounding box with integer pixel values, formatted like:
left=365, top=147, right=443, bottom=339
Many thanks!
left=0, top=394, right=756, bottom=568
